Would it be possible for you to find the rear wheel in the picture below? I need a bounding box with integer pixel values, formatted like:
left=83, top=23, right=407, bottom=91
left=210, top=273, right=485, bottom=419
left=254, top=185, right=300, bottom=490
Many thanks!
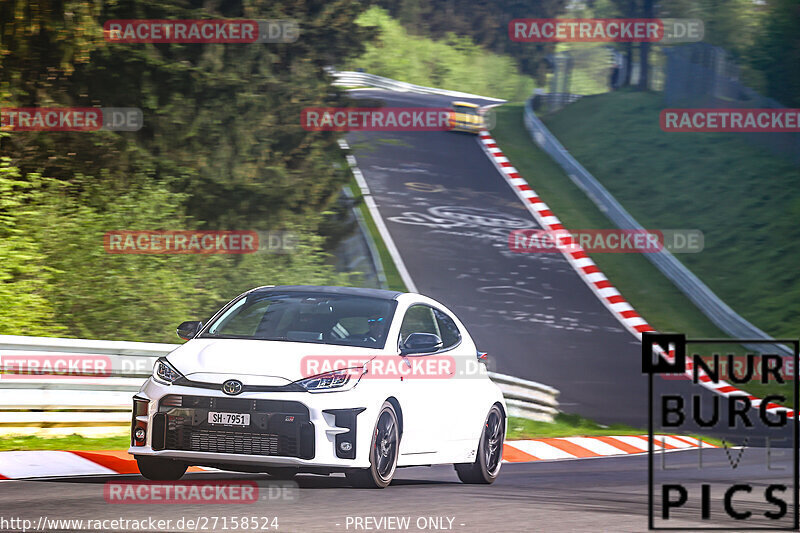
left=135, top=456, right=187, bottom=481
left=455, top=405, right=504, bottom=484
left=345, top=402, right=399, bottom=489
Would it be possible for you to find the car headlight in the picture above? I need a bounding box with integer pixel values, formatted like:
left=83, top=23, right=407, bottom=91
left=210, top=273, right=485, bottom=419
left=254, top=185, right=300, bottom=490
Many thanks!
left=153, top=357, right=183, bottom=384
left=295, top=368, right=364, bottom=393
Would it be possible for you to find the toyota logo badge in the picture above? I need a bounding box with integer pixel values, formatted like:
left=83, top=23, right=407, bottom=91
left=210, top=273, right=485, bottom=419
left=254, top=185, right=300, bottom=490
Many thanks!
left=222, top=379, right=243, bottom=395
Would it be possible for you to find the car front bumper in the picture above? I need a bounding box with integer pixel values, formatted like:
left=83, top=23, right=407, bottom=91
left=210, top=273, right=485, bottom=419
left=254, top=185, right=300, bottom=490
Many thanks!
left=129, top=378, right=378, bottom=470
left=449, top=116, right=484, bottom=133
left=450, top=122, right=483, bottom=133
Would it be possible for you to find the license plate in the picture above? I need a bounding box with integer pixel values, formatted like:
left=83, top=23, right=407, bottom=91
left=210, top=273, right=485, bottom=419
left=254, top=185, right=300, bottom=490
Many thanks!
left=208, top=412, right=250, bottom=426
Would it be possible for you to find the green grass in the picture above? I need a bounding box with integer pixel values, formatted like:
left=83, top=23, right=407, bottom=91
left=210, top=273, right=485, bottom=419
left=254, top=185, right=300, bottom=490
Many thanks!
left=506, top=414, right=723, bottom=447
left=542, top=90, right=800, bottom=340
left=492, top=102, right=730, bottom=339
left=491, top=100, right=796, bottom=408
left=0, top=434, right=130, bottom=451
left=346, top=7, right=535, bottom=101
left=346, top=176, right=407, bottom=292
left=506, top=414, right=644, bottom=439
left=544, top=91, right=799, bottom=406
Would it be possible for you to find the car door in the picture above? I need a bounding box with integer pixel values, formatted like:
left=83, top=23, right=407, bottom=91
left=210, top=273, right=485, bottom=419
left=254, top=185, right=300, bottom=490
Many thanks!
left=395, top=304, right=456, bottom=456
left=430, top=307, right=484, bottom=447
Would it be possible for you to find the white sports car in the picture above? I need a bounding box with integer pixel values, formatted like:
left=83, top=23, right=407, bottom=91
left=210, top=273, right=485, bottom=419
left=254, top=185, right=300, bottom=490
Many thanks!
left=129, top=285, right=506, bottom=488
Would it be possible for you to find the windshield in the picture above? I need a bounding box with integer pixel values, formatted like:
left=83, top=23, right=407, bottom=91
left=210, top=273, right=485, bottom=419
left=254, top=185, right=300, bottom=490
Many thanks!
left=200, top=292, right=397, bottom=349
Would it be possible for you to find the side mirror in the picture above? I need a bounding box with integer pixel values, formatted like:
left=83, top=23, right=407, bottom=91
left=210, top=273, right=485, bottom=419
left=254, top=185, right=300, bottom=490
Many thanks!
left=401, top=333, right=443, bottom=355
left=176, top=321, right=203, bottom=340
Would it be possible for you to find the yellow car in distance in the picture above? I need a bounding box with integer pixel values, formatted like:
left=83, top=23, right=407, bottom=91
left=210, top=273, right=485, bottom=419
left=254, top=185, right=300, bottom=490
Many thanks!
left=449, top=101, right=484, bottom=134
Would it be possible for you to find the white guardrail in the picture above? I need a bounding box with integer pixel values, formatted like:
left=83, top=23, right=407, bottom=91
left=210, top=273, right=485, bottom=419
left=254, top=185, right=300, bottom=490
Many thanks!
left=0, top=335, right=560, bottom=436
left=523, top=94, right=793, bottom=358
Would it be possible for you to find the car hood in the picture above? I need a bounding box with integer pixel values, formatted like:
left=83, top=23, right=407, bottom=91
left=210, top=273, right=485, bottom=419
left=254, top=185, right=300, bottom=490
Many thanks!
left=165, top=338, right=383, bottom=385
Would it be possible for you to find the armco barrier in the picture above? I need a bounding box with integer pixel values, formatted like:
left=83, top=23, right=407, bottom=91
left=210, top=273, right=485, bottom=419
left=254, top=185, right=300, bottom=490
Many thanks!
left=488, top=373, right=559, bottom=421
left=523, top=94, right=793, bottom=358
left=0, top=335, right=560, bottom=435
left=331, top=70, right=506, bottom=102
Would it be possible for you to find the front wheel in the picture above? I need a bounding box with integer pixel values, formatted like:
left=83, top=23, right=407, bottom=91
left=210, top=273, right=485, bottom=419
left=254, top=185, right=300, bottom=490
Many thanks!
left=135, top=456, right=188, bottom=481
left=455, top=404, right=504, bottom=484
left=345, top=402, right=399, bottom=488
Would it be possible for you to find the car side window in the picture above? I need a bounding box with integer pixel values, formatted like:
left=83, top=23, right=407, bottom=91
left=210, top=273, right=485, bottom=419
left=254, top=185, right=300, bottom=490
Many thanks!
left=433, top=308, right=461, bottom=349
left=398, top=305, right=462, bottom=351
left=399, top=305, right=438, bottom=346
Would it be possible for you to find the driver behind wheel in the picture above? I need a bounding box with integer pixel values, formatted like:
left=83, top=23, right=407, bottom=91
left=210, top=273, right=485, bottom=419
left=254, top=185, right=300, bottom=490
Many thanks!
left=362, top=316, right=385, bottom=343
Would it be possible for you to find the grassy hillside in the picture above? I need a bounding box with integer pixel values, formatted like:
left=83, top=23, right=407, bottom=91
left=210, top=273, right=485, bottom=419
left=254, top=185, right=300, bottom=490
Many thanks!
left=346, top=7, right=536, bottom=101
left=491, top=96, right=797, bottom=406
left=542, top=90, right=800, bottom=340
left=491, top=104, right=730, bottom=340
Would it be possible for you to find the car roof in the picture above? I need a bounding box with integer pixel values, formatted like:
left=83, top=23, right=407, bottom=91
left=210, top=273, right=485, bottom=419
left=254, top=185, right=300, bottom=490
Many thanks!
left=249, top=285, right=404, bottom=300
left=451, top=101, right=479, bottom=108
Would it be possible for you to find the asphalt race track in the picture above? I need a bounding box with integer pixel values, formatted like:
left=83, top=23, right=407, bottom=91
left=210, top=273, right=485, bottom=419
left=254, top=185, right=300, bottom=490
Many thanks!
left=0, top=449, right=792, bottom=532
left=346, top=89, right=794, bottom=443
left=347, top=89, right=647, bottom=427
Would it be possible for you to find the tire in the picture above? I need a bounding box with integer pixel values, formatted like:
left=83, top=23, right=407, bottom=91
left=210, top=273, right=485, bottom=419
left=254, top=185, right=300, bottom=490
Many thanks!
left=345, top=402, right=399, bottom=489
left=135, top=456, right=188, bottom=481
left=265, top=467, right=298, bottom=480
left=455, top=405, right=504, bottom=484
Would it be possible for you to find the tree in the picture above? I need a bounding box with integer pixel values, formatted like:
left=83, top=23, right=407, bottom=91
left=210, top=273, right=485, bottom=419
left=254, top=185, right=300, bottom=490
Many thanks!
left=376, top=0, right=567, bottom=81
left=750, top=0, right=800, bottom=107
left=0, top=158, right=62, bottom=335
left=1, top=0, right=375, bottom=230
left=638, top=0, right=654, bottom=90
left=0, top=0, right=375, bottom=341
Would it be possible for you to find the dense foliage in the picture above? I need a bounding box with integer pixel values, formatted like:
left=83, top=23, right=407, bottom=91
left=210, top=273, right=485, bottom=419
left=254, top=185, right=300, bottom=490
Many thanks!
left=376, top=0, right=800, bottom=105
left=374, top=0, right=566, bottom=80
left=0, top=0, right=372, bottom=341
left=346, top=7, right=536, bottom=101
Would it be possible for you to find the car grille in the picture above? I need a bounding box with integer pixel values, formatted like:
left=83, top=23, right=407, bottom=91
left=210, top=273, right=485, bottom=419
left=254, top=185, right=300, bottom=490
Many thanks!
left=155, top=395, right=313, bottom=459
